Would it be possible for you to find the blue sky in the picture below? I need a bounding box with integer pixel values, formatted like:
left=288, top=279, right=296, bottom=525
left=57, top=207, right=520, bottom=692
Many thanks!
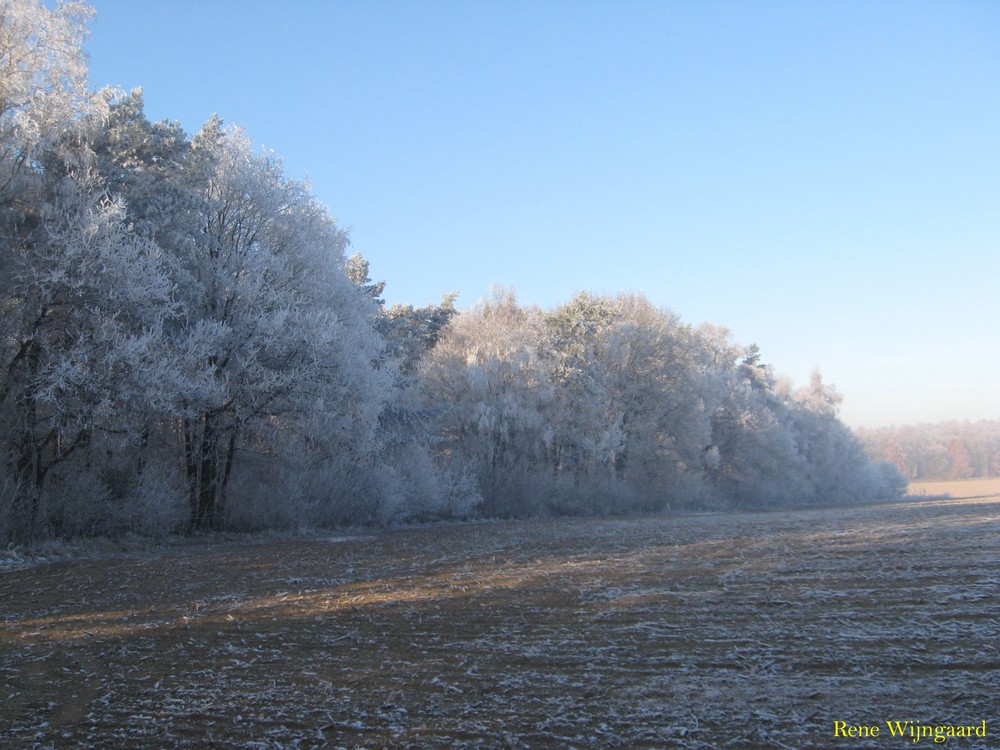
left=83, top=0, right=1000, bottom=428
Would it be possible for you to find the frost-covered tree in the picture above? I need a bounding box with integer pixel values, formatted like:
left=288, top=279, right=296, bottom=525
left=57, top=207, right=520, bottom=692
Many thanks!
left=596, top=295, right=717, bottom=507
left=705, top=360, right=904, bottom=507
left=420, top=289, right=554, bottom=516
left=542, top=293, right=624, bottom=503
left=420, top=290, right=903, bottom=516
left=0, top=173, right=182, bottom=539
left=88, top=89, right=205, bottom=253
left=363, top=289, right=477, bottom=524
left=787, top=372, right=904, bottom=503
left=542, top=293, right=718, bottom=511
left=378, top=293, right=458, bottom=376
left=160, top=120, right=395, bottom=530
left=0, top=1, right=185, bottom=540
left=0, top=0, right=96, bottom=202
left=705, top=345, right=813, bottom=507
left=857, top=420, right=1000, bottom=481
left=344, top=251, right=386, bottom=307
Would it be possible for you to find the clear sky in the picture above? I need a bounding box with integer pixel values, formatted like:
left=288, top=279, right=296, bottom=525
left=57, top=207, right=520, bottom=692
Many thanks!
left=82, top=0, right=1000, bottom=429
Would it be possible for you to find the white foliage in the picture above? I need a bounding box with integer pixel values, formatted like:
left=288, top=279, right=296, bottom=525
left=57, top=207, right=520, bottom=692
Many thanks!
left=120, top=462, right=188, bottom=537
left=422, top=290, right=901, bottom=516
left=0, top=0, right=98, bottom=196
left=421, top=290, right=555, bottom=515
left=0, top=170, right=179, bottom=533
left=0, top=0, right=905, bottom=536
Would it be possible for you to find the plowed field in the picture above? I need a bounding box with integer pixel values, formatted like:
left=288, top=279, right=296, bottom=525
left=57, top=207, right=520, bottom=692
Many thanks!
left=3, top=496, right=1000, bottom=748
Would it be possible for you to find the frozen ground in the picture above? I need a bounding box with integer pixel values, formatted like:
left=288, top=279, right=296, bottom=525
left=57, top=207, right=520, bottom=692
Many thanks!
left=2, top=496, right=999, bottom=749
left=907, top=477, right=1000, bottom=500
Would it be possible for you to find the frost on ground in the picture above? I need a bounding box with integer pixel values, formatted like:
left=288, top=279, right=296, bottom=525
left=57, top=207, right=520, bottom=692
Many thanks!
left=2, top=497, right=1000, bottom=749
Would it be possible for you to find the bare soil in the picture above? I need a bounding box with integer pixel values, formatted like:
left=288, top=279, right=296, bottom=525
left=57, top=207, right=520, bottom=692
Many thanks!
left=907, top=477, right=1000, bottom=500
left=3, top=496, right=1000, bottom=749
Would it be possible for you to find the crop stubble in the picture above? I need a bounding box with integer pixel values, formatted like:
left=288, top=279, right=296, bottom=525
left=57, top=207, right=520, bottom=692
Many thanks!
left=2, top=496, right=999, bottom=748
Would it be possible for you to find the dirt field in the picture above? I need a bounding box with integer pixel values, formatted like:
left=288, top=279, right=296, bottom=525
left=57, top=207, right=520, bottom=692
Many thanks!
left=907, top=477, right=1000, bottom=499
left=3, top=496, right=1000, bottom=749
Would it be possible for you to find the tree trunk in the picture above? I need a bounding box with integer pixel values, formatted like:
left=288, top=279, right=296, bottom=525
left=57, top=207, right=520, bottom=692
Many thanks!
left=183, top=417, right=200, bottom=531
left=195, top=414, right=218, bottom=531
left=215, top=425, right=239, bottom=530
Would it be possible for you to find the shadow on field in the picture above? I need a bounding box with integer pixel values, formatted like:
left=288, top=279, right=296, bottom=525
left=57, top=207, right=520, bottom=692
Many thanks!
left=3, top=498, right=1000, bottom=748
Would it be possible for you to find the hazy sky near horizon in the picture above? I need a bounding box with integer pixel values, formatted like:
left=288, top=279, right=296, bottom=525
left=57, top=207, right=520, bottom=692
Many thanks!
left=83, top=0, right=999, bottom=429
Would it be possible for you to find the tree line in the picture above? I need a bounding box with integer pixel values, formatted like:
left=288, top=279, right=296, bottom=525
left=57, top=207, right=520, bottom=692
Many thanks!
left=0, top=0, right=904, bottom=543
left=856, top=421, right=1000, bottom=481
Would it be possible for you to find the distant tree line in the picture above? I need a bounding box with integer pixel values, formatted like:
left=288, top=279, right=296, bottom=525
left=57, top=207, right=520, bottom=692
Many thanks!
left=0, top=0, right=904, bottom=543
left=856, top=421, right=1000, bottom=481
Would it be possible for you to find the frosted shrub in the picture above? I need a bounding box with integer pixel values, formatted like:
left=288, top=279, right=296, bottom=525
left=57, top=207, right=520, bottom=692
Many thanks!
left=660, top=472, right=714, bottom=512
left=439, top=463, right=481, bottom=520
left=122, top=462, right=188, bottom=537
left=0, top=467, right=23, bottom=545
left=222, top=454, right=387, bottom=531
left=546, top=473, right=624, bottom=517
left=387, top=446, right=481, bottom=523
left=851, top=460, right=908, bottom=503
left=40, top=466, right=113, bottom=539
left=219, top=455, right=304, bottom=532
